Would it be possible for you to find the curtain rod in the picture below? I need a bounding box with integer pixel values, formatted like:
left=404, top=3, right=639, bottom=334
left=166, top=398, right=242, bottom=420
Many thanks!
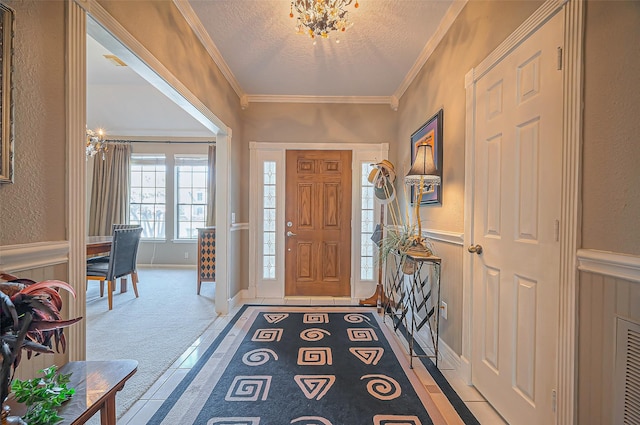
left=106, top=139, right=215, bottom=145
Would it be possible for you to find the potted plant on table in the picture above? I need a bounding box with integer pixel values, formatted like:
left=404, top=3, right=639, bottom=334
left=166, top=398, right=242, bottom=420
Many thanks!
left=0, top=272, right=83, bottom=425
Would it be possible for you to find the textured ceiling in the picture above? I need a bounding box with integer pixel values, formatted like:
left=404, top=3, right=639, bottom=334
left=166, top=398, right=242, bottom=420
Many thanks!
left=185, top=0, right=457, bottom=100
left=87, top=0, right=462, bottom=138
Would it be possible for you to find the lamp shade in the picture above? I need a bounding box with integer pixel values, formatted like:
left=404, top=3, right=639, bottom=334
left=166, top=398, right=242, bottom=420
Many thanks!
left=405, top=143, right=441, bottom=186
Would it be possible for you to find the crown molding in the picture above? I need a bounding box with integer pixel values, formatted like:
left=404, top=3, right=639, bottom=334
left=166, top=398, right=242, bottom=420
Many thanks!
left=393, top=0, right=468, bottom=101
left=172, top=0, right=245, bottom=100
left=246, top=94, right=392, bottom=106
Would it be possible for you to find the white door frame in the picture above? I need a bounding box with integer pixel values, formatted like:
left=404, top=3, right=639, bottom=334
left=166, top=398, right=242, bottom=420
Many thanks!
left=462, top=1, right=583, bottom=424
left=67, top=0, right=232, bottom=362
left=248, top=142, right=389, bottom=300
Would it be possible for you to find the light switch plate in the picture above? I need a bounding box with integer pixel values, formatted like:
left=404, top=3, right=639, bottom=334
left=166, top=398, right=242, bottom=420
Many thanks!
left=440, top=301, right=448, bottom=320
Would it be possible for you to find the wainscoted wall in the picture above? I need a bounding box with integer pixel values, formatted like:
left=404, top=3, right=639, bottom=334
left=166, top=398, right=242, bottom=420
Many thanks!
left=577, top=250, right=640, bottom=425
left=426, top=231, right=464, bottom=356
left=0, top=257, right=70, bottom=381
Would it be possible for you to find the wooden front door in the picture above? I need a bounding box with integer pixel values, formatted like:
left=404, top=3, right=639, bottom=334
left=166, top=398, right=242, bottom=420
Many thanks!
left=285, top=150, right=352, bottom=297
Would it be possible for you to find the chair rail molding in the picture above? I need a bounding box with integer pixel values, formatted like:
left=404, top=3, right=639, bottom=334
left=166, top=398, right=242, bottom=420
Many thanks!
left=424, top=229, right=464, bottom=246
left=577, top=249, right=640, bottom=284
left=0, top=241, right=69, bottom=273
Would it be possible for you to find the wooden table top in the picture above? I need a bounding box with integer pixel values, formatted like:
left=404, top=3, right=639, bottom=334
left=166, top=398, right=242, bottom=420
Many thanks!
left=58, top=360, right=138, bottom=425
left=86, top=236, right=112, bottom=256
left=7, top=360, right=138, bottom=425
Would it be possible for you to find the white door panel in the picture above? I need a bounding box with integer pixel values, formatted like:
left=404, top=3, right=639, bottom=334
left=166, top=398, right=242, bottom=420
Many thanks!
left=471, top=10, right=564, bottom=425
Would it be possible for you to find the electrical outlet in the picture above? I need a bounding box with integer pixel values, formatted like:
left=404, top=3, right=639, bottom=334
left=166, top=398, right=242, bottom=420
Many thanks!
left=184, top=252, right=189, bottom=259
left=440, top=301, right=448, bottom=320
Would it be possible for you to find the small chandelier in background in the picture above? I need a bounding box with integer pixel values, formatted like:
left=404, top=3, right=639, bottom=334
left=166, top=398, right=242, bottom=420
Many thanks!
left=290, top=0, right=359, bottom=41
left=86, top=127, right=108, bottom=160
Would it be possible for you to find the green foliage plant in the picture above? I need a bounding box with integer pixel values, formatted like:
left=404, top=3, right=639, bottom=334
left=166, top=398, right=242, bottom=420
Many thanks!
left=11, top=366, right=75, bottom=425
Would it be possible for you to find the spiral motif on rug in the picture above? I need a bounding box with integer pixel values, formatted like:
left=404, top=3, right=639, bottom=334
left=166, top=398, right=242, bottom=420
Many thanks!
left=225, top=376, right=272, bottom=401
left=297, top=347, right=332, bottom=365
left=361, top=374, right=402, bottom=400
left=343, top=313, right=370, bottom=323
left=373, top=415, right=422, bottom=425
left=290, top=416, right=333, bottom=425
left=251, top=328, right=283, bottom=342
left=242, top=348, right=279, bottom=366
left=347, top=328, right=379, bottom=342
left=300, top=328, right=331, bottom=341
left=303, top=313, right=329, bottom=324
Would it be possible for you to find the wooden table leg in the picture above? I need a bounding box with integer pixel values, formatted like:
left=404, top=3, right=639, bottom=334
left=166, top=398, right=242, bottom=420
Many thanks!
left=120, top=277, right=128, bottom=293
left=100, top=396, right=117, bottom=425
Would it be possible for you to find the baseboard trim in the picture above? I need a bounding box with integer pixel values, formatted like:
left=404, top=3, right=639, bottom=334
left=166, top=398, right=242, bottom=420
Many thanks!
left=0, top=241, right=69, bottom=273
left=229, top=289, right=248, bottom=311
left=577, top=249, right=640, bottom=283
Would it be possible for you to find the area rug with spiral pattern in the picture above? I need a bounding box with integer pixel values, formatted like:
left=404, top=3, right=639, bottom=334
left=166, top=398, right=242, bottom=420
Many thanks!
left=147, top=305, right=478, bottom=425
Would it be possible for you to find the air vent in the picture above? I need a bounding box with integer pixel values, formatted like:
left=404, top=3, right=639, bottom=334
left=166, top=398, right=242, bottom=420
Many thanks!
left=103, top=54, right=127, bottom=67
left=614, top=317, right=640, bottom=425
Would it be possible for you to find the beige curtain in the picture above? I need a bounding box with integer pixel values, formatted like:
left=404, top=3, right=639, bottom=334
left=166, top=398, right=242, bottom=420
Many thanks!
left=206, top=144, right=216, bottom=226
left=89, top=143, right=131, bottom=236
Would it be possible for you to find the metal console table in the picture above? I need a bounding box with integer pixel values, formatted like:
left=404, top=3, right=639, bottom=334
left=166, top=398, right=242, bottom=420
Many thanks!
left=382, top=251, right=441, bottom=368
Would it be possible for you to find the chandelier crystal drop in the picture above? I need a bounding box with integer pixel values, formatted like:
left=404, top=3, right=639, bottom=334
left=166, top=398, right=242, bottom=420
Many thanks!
left=290, top=0, right=359, bottom=40
left=86, top=127, right=108, bottom=160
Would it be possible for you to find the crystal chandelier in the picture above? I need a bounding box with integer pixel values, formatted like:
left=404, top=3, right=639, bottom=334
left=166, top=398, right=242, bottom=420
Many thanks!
left=86, top=127, right=108, bottom=160
left=290, top=0, right=360, bottom=40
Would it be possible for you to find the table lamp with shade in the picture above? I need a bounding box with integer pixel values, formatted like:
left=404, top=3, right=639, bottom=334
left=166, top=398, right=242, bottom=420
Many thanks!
left=404, top=141, right=441, bottom=256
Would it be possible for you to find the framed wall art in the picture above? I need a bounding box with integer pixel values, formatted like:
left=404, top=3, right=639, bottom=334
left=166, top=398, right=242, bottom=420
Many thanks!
left=0, top=3, right=13, bottom=184
left=410, top=109, right=443, bottom=205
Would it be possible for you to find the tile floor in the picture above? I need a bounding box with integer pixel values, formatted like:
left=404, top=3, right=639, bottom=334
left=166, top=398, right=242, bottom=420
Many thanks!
left=119, top=297, right=507, bottom=425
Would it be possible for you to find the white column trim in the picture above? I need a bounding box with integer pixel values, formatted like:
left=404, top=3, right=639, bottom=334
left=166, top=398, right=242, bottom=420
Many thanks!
left=557, top=2, right=584, bottom=423
left=66, top=0, right=87, bottom=361
left=577, top=249, right=640, bottom=284
left=0, top=241, right=70, bottom=273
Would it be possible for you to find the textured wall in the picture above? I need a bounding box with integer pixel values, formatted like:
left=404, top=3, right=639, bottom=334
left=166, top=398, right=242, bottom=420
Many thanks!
left=395, top=0, right=542, bottom=353
left=582, top=0, right=640, bottom=256
left=0, top=1, right=67, bottom=245
left=396, top=0, right=543, bottom=234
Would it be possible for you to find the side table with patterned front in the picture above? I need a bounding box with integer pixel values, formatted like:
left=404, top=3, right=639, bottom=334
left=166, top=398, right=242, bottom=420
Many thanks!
left=197, top=226, right=216, bottom=294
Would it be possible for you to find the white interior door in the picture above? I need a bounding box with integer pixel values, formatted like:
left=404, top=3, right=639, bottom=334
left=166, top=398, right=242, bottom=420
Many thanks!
left=470, top=11, right=563, bottom=425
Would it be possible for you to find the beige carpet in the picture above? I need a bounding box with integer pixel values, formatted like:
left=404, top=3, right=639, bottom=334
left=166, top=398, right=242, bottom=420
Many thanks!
left=85, top=267, right=217, bottom=422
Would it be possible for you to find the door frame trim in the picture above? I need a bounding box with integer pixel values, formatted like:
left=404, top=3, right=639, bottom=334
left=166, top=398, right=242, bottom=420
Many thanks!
left=248, top=142, right=389, bottom=300
left=462, top=1, right=583, bottom=423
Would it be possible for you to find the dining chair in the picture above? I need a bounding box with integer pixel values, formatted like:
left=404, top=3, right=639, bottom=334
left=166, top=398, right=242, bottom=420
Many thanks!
left=86, top=227, right=142, bottom=310
left=87, top=224, right=141, bottom=264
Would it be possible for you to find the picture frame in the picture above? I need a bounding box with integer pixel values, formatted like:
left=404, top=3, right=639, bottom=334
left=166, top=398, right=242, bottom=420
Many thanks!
left=410, top=108, right=443, bottom=205
left=0, top=3, right=14, bottom=184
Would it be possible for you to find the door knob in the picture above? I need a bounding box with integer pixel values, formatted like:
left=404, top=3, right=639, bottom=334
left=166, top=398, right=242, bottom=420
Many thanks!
left=286, top=231, right=297, bottom=237
left=468, top=244, right=483, bottom=255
